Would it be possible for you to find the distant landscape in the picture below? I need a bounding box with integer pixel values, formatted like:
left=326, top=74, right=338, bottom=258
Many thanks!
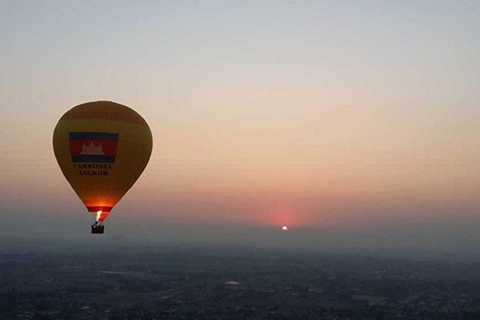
left=2, top=239, right=480, bottom=320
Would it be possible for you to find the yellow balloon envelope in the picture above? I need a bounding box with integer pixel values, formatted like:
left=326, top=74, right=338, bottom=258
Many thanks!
left=53, top=101, right=153, bottom=232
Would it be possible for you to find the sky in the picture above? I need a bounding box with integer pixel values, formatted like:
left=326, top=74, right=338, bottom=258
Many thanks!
left=1, top=1, right=479, bottom=252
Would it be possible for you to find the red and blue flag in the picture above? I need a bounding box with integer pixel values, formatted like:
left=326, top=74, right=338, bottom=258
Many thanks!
left=69, top=132, right=119, bottom=163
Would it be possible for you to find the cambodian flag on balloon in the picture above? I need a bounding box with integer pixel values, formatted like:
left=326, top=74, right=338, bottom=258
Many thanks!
left=69, top=132, right=119, bottom=163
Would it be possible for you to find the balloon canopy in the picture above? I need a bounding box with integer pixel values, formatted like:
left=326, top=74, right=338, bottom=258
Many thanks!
left=53, top=101, right=153, bottom=230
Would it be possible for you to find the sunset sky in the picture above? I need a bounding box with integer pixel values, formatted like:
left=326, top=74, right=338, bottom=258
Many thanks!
left=1, top=1, right=479, bottom=250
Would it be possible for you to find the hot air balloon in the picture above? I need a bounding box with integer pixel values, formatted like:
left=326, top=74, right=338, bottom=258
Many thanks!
left=53, top=101, right=153, bottom=234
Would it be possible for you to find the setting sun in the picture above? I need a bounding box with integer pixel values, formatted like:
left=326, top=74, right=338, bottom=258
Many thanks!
left=282, top=226, right=288, bottom=232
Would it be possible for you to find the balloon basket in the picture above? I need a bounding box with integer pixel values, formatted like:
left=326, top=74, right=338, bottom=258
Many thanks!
left=91, top=224, right=105, bottom=234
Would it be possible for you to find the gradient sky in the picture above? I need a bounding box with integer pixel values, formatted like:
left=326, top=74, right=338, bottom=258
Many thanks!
left=1, top=1, right=479, bottom=250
